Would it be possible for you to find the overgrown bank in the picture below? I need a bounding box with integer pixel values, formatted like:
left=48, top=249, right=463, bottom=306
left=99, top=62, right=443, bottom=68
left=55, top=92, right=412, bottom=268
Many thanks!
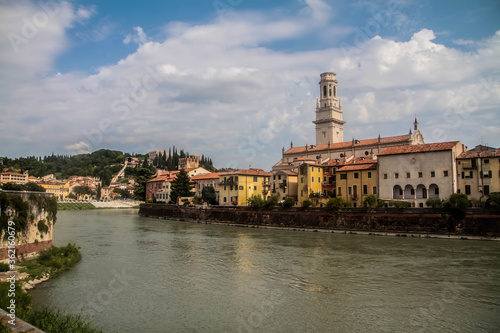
left=139, top=204, right=500, bottom=238
left=0, top=244, right=103, bottom=333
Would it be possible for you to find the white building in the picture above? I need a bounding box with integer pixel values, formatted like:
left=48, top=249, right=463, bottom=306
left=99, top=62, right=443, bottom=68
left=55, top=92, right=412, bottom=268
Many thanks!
left=377, top=141, right=465, bottom=207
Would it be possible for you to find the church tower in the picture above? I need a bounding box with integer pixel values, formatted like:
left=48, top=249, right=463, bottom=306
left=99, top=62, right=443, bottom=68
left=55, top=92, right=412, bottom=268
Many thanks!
left=313, top=72, right=345, bottom=145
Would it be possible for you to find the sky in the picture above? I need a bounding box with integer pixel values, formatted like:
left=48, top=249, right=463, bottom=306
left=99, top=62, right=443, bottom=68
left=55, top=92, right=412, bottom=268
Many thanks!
left=0, top=0, right=499, bottom=171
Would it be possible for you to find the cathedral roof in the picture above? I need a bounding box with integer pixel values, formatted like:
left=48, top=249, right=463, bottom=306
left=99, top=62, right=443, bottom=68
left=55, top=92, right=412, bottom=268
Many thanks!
left=377, top=141, right=460, bottom=156
left=284, top=134, right=411, bottom=155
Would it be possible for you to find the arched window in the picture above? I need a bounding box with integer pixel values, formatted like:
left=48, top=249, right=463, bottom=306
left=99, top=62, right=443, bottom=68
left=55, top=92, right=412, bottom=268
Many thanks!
left=393, top=185, right=403, bottom=199
left=416, top=184, right=427, bottom=199
left=404, top=185, right=414, bottom=199
left=323, top=85, right=327, bottom=97
left=429, top=184, right=439, bottom=198
left=334, top=86, right=337, bottom=97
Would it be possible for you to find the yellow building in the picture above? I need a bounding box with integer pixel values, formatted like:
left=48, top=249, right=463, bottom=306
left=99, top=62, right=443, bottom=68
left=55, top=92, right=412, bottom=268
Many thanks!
left=218, top=169, right=272, bottom=206
left=457, top=147, right=500, bottom=205
left=271, top=170, right=298, bottom=203
left=0, top=171, right=29, bottom=185
left=38, top=180, right=70, bottom=200
left=297, top=162, right=324, bottom=206
left=336, top=162, right=378, bottom=207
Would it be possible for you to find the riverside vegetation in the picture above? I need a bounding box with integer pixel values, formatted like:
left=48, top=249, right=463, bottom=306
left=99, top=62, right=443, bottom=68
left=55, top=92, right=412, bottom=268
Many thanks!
left=0, top=244, right=103, bottom=333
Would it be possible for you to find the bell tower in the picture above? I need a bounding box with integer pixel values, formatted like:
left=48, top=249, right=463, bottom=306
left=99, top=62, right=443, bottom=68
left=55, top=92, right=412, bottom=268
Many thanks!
left=313, top=72, right=345, bottom=145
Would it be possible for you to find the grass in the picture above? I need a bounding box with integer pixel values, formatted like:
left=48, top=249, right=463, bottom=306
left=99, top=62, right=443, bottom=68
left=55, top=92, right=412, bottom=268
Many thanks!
left=0, top=244, right=103, bottom=333
left=18, top=243, right=82, bottom=279
left=57, top=202, right=96, bottom=210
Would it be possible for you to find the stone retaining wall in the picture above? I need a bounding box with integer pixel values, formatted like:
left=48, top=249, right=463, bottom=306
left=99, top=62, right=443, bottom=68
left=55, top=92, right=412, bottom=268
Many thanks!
left=139, top=204, right=500, bottom=236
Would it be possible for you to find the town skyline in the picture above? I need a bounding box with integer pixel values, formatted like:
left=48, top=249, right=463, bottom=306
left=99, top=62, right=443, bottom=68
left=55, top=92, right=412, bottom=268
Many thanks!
left=1, top=0, right=499, bottom=171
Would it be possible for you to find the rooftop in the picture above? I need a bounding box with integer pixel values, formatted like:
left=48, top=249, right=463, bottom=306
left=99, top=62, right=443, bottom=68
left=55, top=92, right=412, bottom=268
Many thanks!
left=284, top=134, right=411, bottom=154
left=377, top=142, right=460, bottom=156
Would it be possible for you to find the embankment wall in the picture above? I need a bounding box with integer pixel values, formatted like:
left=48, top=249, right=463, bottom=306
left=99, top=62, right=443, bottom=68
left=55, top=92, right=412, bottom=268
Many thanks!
left=139, top=204, right=500, bottom=237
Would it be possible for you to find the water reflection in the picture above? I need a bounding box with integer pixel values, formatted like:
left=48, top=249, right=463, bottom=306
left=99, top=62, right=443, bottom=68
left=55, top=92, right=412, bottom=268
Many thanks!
left=29, top=210, right=500, bottom=333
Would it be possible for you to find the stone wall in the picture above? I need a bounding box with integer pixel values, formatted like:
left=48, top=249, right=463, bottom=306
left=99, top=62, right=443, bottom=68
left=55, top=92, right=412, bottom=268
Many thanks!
left=0, top=191, right=55, bottom=260
left=139, top=204, right=500, bottom=237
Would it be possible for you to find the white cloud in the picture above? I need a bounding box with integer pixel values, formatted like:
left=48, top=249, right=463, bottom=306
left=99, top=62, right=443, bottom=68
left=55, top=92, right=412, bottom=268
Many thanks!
left=0, top=1, right=499, bottom=169
left=65, top=141, right=91, bottom=154
left=123, top=26, right=148, bottom=45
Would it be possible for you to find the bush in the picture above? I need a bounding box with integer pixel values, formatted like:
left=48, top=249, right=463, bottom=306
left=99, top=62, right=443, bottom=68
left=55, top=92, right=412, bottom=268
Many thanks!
left=192, top=195, right=203, bottom=205
left=389, top=201, right=412, bottom=208
left=326, top=197, right=349, bottom=210
left=0, top=262, right=10, bottom=272
left=426, top=198, right=444, bottom=208
left=263, top=195, right=279, bottom=210
left=363, top=194, right=378, bottom=208
left=247, top=195, right=265, bottom=210
left=444, top=193, right=469, bottom=220
left=37, top=219, right=49, bottom=233
left=0, top=281, right=32, bottom=316
left=302, top=199, right=313, bottom=209
left=377, top=199, right=386, bottom=207
left=147, top=198, right=154, bottom=203
left=282, top=197, right=295, bottom=208
left=20, top=308, right=103, bottom=333
left=486, top=192, right=500, bottom=208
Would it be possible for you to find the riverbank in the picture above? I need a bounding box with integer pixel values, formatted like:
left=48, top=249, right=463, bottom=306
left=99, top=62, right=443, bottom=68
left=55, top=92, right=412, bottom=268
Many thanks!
left=139, top=204, right=500, bottom=238
left=58, top=201, right=140, bottom=210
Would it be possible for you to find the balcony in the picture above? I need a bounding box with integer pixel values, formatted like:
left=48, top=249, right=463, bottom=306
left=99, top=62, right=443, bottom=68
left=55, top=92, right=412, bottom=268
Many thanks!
left=262, top=180, right=270, bottom=187
left=219, top=179, right=238, bottom=186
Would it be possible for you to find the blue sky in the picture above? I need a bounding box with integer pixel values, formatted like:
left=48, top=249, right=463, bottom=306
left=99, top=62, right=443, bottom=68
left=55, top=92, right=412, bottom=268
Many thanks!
left=1, top=0, right=499, bottom=170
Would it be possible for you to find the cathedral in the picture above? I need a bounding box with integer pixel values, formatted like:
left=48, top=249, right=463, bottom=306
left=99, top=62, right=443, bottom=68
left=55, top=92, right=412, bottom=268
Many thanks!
left=273, top=72, right=424, bottom=171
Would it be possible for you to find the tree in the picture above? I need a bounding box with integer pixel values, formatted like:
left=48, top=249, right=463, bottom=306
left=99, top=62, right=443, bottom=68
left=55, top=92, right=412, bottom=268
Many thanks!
left=486, top=192, right=500, bottom=208
left=201, top=186, right=217, bottom=205
left=170, top=169, right=192, bottom=204
left=302, top=199, right=313, bottom=209
left=363, top=194, right=378, bottom=208
left=247, top=195, right=265, bottom=210
left=426, top=198, right=444, bottom=208
left=264, top=195, right=280, bottom=209
left=327, top=197, right=349, bottom=210
left=281, top=197, right=295, bottom=208
left=132, top=168, right=155, bottom=201
left=444, top=193, right=469, bottom=220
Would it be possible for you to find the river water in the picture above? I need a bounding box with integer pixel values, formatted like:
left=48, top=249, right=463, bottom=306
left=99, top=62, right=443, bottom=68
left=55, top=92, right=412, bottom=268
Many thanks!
left=30, top=210, right=500, bottom=333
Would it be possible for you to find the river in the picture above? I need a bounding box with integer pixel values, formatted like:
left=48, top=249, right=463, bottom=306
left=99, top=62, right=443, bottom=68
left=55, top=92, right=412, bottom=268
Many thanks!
left=30, top=210, right=500, bottom=332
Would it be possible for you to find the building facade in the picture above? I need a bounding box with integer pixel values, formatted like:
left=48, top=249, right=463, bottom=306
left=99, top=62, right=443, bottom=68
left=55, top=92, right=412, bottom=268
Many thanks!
left=297, top=163, right=324, bottom=206
left=218, top=169, right=272, bottom=206
left=456, top=147, right=500, bottom=204
left=270, top=170, right=298, bottom=203
left=336, top=161, right=378, bottom=207
left=0, top=171, right=29, bottom=185
left=377, top=142, right=464, bottom=207
left=191, top=172, right=228, bottom=203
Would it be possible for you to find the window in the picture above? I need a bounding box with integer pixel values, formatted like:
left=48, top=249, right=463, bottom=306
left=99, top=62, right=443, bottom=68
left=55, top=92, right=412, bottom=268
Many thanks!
left=489, top=170, right=492, bottom=178
left=363, top=185, right=368, bottom=195
left=278, top=175, right=281, bottom=180
left=373, top=186, right=377, bottom=195
left=353, top=185, right=357, bottom=196
left=312, top=177, right=314, bottom=183
left=418, top=172, right=423, bottom=178
left=224, top=185, right=226, bottom=190
left=354, top=173, right=359, bottom=179
left=223, top=197, right=227, bottom=202
left=472, top=159, right=477, bottom=168
left=301, top=190, right=304, bottom=196
left=411, top=189, right=415, bottom=195
left=239, top=186, right=243, bottom=190
left=484, top=159, right=490, bottom=164
left=406, top=172, right=411, bottom=178
left=253, top=176, right=258, bottom=182
left=484, top=185, right=490, bottom=195
left=323, top=85, right=327, bottom=97
left=254, top=186, right=257, bottom=190
left=395, top=173, right=399, bottom=179
left=323, top=176, right=327, bottom=182
left=443, top=171, right=448, bottom=177
left=273, top=175, right=276, bottom=180
left=348, top=187, right=352, bottom=195
left=470, top=171, right=473, bottom=179
left=338, top=187, right=342, bottom=196
left=435, top=187, right=439, bottom=195
left=312, top=167, right=314, bottom=172
left=368, top=172, right=372, bottom=178
left=301, top=177, right=304, bottom=183
left=318, top=177, right=321, bottom=183
left=340, top=174, right=347, bottom=180
left=384, top=173, right=388, bottom=179
left=230, top=185, right=233, bottom=191
left=431, top=171, right=435, bottom=177
left=465, top=185, right=471, bottom=195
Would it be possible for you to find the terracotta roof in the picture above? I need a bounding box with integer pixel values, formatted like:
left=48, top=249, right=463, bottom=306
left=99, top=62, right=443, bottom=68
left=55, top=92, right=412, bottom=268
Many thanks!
left=325, top=157, right=377, bottom=166
left=191, top=172, right=229, bottom=181
left=285, top=134, right=411, bottom=154
left=337, top=163, right=377, bottom=172
left=377, top=142, right=460, bottom=156
left=226, top=168, right=272, bottom=177
left=274, top=170, right=298, bottom=176
left=457, top=149, right=500, bottom=159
